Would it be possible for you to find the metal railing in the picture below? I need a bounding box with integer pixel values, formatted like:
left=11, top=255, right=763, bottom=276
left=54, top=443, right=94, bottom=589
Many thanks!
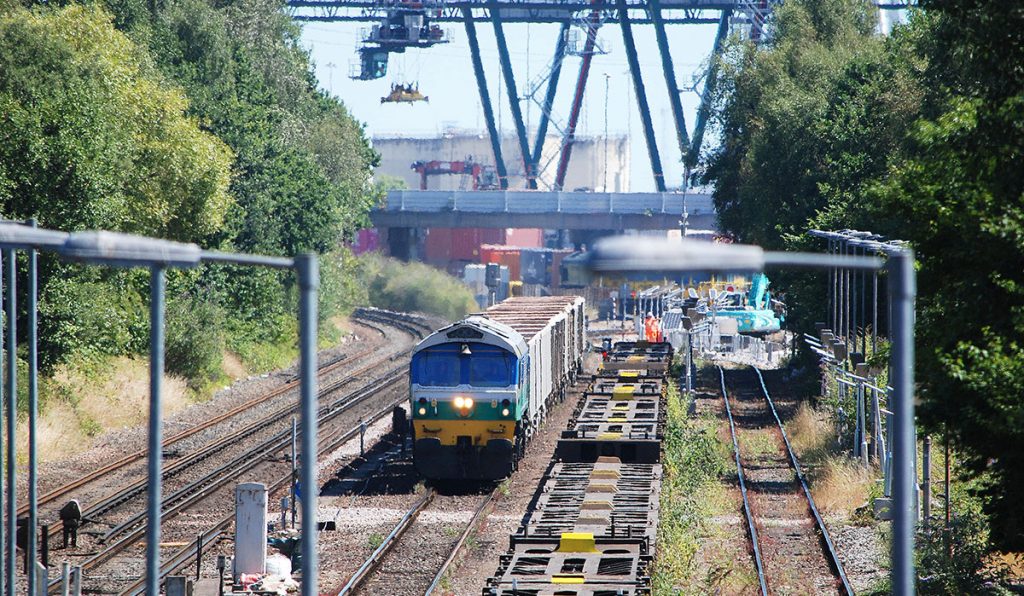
left=804, top=332, right=896, bottom=498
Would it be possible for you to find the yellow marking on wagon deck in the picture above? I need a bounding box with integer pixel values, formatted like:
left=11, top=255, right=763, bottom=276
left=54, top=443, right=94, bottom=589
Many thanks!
left=557, top=532, right=598, bottom=553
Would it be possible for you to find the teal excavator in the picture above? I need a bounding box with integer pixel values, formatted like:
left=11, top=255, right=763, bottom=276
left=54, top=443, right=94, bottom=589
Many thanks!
left=711, top=273, right=783, bottom=335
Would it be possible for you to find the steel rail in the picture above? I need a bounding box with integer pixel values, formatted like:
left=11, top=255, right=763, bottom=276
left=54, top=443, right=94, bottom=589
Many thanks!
left=98, top=367, right=406, bottom=545
left=424, top=490, right=497, bottom=595
left=335, top=490, right=437, bottom=595
left=52, top=368, right=407, bottom=592
left=118, top=389, right=411, bottom=595
left=77, top=358, right=408, bottom=539
left=753, top=368, right=855, bottom=595
left=29, top=309, right=421, bottom=534
left=717, top=366, right=769, bottom=596
left=21, top=349, right=359, bottom=518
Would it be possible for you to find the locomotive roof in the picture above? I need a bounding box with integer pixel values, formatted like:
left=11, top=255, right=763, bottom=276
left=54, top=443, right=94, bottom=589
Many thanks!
left=414, top=315, right=528, bottom=357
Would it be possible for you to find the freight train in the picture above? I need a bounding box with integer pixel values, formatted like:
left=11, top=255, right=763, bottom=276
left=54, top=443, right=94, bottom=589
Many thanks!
left=483, top=339, right=672, bottom=595
left=410, top=296, right=586, bottom=480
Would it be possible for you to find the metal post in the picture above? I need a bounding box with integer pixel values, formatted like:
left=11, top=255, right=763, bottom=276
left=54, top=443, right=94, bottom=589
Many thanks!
left=845, top=242, right=852, bottom=354
left=71, top=566, right=81, bottom=596
left=828, top=239, right=836, bottom=331
left=872, top=269, right=878, bottom=355
left=462, top=8, right=509, bottom=189
left=688, top=10, right=730, bottom=167
left=27, top=220, right=39, bottom=596
left=491, top=9, right=537, bottom=189
left=0, top=250, right=4, bottom=596
left=35, top=562, right=46, bottom=596
left=291, top=416, right=297, bottom=528
left=5, top=248, right=16, bottom=596
left=532, top=21, right=570, bottom=168
left=359, top=419, right=367, bottom=457
left=60, top=562, right=69, bottom=596
left=922, top=436, right=931, bottom=528
left=40, top=525, right=48, bottom=569
left=944, top=431, right=951, bottom=527
left=858, top=382, right=868, bottom=466
left=851, top=245, right=858, bottom=351
left=889, top=250, right=916, bottom=596
left=196, top=532, right=203, bottom=579
left=296, top=254, right=320, bottom=596
left=860, top=254, right=867, bottom=355
left=649, top=0, right=690, bottom=164
left=617, top=0, right=666, bottom=192
left=144, top=265, right=166, bottom=596
left=836, top=241, right=843, bottom=343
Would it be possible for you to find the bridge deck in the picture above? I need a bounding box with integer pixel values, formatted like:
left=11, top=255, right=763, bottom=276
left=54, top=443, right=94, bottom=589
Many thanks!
left=371, top=190, right=717, bottom=230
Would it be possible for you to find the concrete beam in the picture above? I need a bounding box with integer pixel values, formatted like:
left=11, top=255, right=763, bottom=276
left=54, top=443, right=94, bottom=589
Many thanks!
left=371, top=190, right=718, bottom=231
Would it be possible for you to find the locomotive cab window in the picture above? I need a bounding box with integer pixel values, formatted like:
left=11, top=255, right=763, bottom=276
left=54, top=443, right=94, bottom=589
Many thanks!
left=411, top=345, right=461, bottom=386
left=413, top=343, right=516, bottom=387
left=468, top=345, right=515, bottom=387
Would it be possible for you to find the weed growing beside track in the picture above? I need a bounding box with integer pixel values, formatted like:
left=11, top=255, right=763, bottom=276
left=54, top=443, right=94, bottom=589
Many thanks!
left=652, top=380, right=731, bottom=594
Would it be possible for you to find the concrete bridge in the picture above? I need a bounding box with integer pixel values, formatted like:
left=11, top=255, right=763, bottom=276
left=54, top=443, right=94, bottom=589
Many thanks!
left=371, top=190, right=718, bottom=231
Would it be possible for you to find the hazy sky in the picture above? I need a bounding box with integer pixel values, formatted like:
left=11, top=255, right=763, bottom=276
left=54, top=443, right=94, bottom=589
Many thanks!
left=299, top=20, right=723, bottom=192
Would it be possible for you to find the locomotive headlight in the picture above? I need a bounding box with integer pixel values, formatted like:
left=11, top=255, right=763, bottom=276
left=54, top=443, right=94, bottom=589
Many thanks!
left=454, top=396, right=465, bottom=409
left=418, top=407, right=427, bottom=416
left=501, top=399, right=511, bottom=417
left=463, top=397, right=474, bottom=408
left=501, top=408, right=510, bottom=417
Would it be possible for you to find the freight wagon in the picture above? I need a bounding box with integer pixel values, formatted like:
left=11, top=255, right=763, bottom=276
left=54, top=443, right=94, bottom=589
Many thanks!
left=410, top=296, right=586, bottom=480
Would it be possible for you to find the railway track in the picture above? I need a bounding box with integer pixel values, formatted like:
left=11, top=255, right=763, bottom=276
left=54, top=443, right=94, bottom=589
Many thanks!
left=33, top=308, right=430, bottom=593
left=117, top=385, right=415, bottom=595
left=336, top=487, right=497, bottom=596
left=717, top=366, right=853, bottom=595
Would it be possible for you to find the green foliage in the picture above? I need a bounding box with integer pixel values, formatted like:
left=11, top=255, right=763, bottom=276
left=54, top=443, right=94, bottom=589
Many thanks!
left=165, top=293, right=226, bottom=386
left=918, top=507, right=1005, bottom=594
left=0, top=4, right=234, bottom=238
left=705, top=0, right=1024, bottom=550
left=357, top=254, right=479, bottom=321
left=37, top=267, right=148, bottom=368
left=1, top=0, right=380, bottom=392
left=653, top=379, right=731, bottom=592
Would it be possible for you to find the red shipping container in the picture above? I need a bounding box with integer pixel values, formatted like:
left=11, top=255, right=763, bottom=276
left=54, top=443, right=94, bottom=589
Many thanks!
left=451, top=228, right=505, bottom=262
left=424, top=228, right=452, bottom=265
left=505, top=228, right=543, bottom=248
left=350, top=228, right=380, bottom=255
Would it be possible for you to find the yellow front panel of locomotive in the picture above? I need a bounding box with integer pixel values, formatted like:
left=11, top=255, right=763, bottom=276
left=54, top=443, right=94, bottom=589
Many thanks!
left=415, top=420, right=514, bottom=446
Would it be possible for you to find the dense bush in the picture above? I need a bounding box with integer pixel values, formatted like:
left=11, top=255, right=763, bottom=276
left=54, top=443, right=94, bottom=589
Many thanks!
left=165, top=293, right=226, bottom=386
left=1, top=0, right=379, bottom=387
left=357, top=254, right=478, bottom=321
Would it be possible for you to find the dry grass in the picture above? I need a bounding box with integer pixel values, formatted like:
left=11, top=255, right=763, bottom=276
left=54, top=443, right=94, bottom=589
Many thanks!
left=785, top=402, right=874, bottom=518
left=785, top=402, right=832, bottom=462
left=221, top=351, right=247, bottom=380
left=18, top=356, right=189, bottom=464
left=808, top=455, right=874, bottom=517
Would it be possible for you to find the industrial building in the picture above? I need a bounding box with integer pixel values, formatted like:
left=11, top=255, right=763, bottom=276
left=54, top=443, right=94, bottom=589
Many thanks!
left=372, top=130, right=630, bottom=192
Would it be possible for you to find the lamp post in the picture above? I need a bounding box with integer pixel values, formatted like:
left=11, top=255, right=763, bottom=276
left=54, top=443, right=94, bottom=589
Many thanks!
left=588, top=235, right=917, bottom=595
left=0, top=222, right=69, bottom=596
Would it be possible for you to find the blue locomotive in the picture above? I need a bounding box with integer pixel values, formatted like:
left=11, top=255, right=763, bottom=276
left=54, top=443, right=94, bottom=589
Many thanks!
left=410, top=296, right=586, bottom=480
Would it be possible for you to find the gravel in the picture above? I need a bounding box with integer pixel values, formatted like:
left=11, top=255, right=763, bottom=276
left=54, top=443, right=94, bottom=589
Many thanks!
left=17, top=316, right=420, bottom=594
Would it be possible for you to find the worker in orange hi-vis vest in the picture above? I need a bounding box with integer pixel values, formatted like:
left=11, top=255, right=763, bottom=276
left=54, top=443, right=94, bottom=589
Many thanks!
left=644, top=312, right=660, bottom=343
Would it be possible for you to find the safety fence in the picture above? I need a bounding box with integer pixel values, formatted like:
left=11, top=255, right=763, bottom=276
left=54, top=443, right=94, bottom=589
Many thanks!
left=669, top=318, right=789, bottom=367
left=804, top=332, right=896, bottom=499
